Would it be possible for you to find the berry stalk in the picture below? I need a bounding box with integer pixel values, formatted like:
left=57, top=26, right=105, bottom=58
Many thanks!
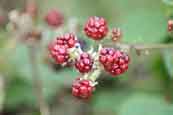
left=104, top=43, right=173, bottom=52
left=89, top=69, right=102, bottom=82
left=28, top=45, right=50, bottom=115
left=130, top=43, right=173, bottom=50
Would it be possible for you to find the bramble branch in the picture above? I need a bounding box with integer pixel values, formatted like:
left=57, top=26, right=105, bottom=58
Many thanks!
left=104, top=42, right=173, bottom=51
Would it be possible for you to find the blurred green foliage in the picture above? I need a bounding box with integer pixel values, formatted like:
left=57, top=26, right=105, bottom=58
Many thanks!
left=40, top=0, right=167, bottom=43
left=0, top=0, right=173, bottom=115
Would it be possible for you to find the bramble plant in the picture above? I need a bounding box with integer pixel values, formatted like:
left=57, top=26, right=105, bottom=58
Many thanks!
left=48, top=16, right=130, bottom=99
left=5, top=0, right=173, bottom=114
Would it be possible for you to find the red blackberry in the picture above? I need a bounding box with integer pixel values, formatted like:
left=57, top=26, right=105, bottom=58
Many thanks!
left=45, top=9, right=64, bottom=27
left=0, top=15, right=5, bottom=26
left=75, top=53, right=93, bottom=73
left=84, top=16, right=108, bottom=40
left=168, top=20, right=173, bottom=32
left=99, top=48, right=130, bottom=76
left=49, top=43, right=69, bottom=64
left=72, top=78, right=95, bottom=99
left=56, top=33, right=77, bottom=48
left=112, top=28, right=122, bottom=42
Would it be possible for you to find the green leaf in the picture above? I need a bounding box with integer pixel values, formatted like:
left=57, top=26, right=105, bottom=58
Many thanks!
left=119, top=92, right=173, bottom=115
left=40, top=0, right=167, bottom=43
left=93, top=90, right=173, bottom=115
left=163, top=49, right=173, bottom=78
left=4, top=44, right=78, bottom=108
left=92, top=52, right=171, bottom=114
left=5, top=76, right=35, bottom=109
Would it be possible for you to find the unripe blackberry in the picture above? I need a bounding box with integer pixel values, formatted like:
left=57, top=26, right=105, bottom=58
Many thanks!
left=112, top=28, right=122, bottom=42
left=84, top=16, right=108, bottom=40
left=75, top=53, right=93, bottom=73
left=56, top=33, right=77, bottom=48
left=168, top=20, right=173, bottom=32
left=0, top=15, right=5, bottom=26
left=45, top=9, right=64, bottom=27
left=72, top=78, right=95, bottom=99
left=49, top=43, right=69, bottom=64
left=99, top=48, right=130, bottom=76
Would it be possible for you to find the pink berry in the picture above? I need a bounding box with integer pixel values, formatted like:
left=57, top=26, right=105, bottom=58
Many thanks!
left=45, top=9, right=64, bottom=27
left=99, top=48, right=130, bottom=76
left=56, top=33, right=77, bottom=48
left=72, top=78, right=95, bottom=99
left=75, top=53, right=93, bottom=73
left=84, top=16, right=108, bottom=40
left=168, top=20, right=173, bottom=32
left=0, top=15, right=5, bottom=26
left=49, top=43, right=69, bottom=64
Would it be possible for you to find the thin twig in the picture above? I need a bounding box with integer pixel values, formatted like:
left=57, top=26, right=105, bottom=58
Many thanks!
left=104, top=42, right=173, bottom=50
left=129, top=43, right=173, bottom=50
left=28, top=45, right=50, bottom=115
left=103, top=42, right=173, bottom=56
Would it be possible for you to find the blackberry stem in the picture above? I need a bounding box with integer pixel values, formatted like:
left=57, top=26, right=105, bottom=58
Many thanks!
left=28, top=44, right=50, bottom=115
left=129, top=43, right=173, bottom=50
left=104, top=43, right=173, bottom=53
left=89, top=69, right=102, bottom=82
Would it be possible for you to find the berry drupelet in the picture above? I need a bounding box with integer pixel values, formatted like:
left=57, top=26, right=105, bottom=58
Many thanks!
left=84, top=16, right=108, bottom=40
left=75, top=53, right=94, bottom=73
left=72, top=78, right=95, bottom=99
left=99, top=48, right=130, bottom=76
left=45, top=9, right=64, bottom=27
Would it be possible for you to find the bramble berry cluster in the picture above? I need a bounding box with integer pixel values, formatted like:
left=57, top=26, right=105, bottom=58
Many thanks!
left=49, top=44, right=69, bottom=64
left=84, top=16, right=108, bottom=40
left=75, top=53, right=94, bottom=73
left=45, top=9, right=64, bottom=28
left=72, top=78, right=95, bottom=99
left=48, top=16, right=130, bottom=99
left=99, top=48, right=129, bottom=76
left=48, top=33, right=77, bottom=64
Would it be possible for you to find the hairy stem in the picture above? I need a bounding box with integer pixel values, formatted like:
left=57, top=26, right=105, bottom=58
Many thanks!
left=28, top=45, right=50, bottom=115
left=104, top=43, right=173, bottom=51
left=129, top=43, right=173, bottom=50
left=89, top=69, right=102, bottom=82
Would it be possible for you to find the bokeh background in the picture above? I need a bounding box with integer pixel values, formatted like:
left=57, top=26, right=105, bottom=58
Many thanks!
left=0, top=0, right=173, bottom=115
